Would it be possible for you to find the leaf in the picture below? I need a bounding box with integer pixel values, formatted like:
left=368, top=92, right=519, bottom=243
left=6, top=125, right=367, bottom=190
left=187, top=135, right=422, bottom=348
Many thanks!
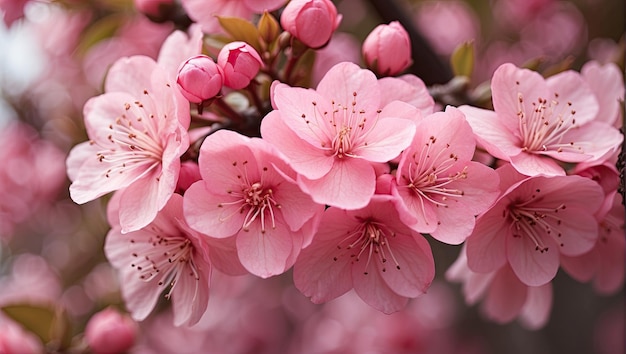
left=1, top=303, right=72, bottom=350
left=216, top=16, right=261, bottom=52
left=450, top=41, right=475, bottom=79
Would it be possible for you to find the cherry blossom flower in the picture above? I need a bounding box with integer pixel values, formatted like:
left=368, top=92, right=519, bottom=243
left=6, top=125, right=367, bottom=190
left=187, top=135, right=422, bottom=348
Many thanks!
left=105, top=193, right=235, bottom=326
left=183, top=130, right=324, bottom=278
left=581, top=60, right=624, bottom=128
left=293, top=195, right=435, bottom=314
left=261, top=62, right=417, bottom=209
left=392, top=106, right=500, bottom=244
left=465, top=163, right=604, bottom=286
left=459, top=63, right=623, bottom=176
left=446, top=246, right=553, bottom=329
left=67, top=55, right=190, bottom=233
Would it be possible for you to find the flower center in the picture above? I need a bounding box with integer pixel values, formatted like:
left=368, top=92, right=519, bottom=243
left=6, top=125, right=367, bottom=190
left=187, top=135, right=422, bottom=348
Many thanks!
left=506, top=189, right=567, bottom=253
left=129, top=228, right=199, bottom=300
left=515, top=84, right=583, bottom=154
left=95, top=90, right=165, bottom=180
left=334, top=219, right=401, bottom=275
left=401, top=136, right=467, bottom=218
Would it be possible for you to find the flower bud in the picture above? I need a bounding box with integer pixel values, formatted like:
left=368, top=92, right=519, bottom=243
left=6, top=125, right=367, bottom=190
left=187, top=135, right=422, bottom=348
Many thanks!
left=85, top=307, right=137, bottom=354
left=258, top=11, right=281, bottom=44
left=217, top=41, right=264, bottom=89
left=280, top=0, right=341, bottom=49
left=362, top=21, right=412, bottom=76
left=177, top=55, right=224, bottom=103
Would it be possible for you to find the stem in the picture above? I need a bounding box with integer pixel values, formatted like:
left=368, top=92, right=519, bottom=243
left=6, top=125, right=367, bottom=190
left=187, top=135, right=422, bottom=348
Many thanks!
left=214, top=97, right=245, bottom=126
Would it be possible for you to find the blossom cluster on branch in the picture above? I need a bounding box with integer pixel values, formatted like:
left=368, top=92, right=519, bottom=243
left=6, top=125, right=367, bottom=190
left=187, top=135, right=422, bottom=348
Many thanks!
left=0, top=0, right=624, bottom=352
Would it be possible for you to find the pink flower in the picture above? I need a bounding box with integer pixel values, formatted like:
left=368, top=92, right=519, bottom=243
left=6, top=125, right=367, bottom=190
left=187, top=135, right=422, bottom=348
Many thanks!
left=446, top=247, right=553, bottom=329
left=312, top=33, right=361, bottom=86
left=104, top=193, right=235, bottom=326
left=293, top=196, right=435, bottom=314
left=67, top=55, right=190, bottom=233
left=85, top=307, right=138, bottom=354
left=183, top=130, right=324, bottom=278
left=217, top=41, right=264, bottom=89
left=181, top=0, right=286, bottom=34
left=392, top=107, right=500, bottom=244
left=362, top=21, right=412, bottom=76
left=176, top=54, right=224, bottom=103
left=459, top=63, right=623, bottom=176
left=280, top=0, right=342, bottom=48
left=465, top=164, right=604, bottom=286
left=134, top=0, right=174, bottom=18
left=561, top=194, right=625, bottom=295
left=261, top=62, right=417, bottom=209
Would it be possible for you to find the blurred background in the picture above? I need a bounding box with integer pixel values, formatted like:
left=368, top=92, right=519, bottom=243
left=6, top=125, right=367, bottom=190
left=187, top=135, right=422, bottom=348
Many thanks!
left=0, top=0, right=623, bottom=353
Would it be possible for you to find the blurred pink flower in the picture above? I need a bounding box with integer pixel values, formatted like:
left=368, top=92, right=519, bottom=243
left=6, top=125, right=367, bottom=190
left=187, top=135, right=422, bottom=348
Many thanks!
left=85, top=307, right=138, bottom=354
left=294, top=196, right=435, bottom=314
left=392, top=107, right=500, bottom=244
left=261, top=62, right=417, bottom=209
left=362, top=21, right=412, bottom=76
left=105, top=193, right=236, bottom=326
left=0, top=0, right=29, bottom=27
left=217, top=41, right=264, bottom=89
left=184, top=130, right=324, bottom=278
left=181, top=0, right=286, bottom=34
left=465, top=164, right=604, bottom=286
left=0, top=254, right=62, bottom=305
left=67, top=55, right=190, bottom=233
left=447, top=247, right=553, bottom=329
left=0, top=122, right=66, bottom=240
left=414, top=1, right=480, bottom=56
left=459, top=63, right=623, bottom=176
left=280, top=0, right=341, bottom=48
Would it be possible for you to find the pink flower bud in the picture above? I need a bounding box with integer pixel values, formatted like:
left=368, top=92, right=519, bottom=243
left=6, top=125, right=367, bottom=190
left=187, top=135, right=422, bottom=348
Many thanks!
left=362, top=21, right=412, bottom=76
left=85, top=307, right=138, bottom=354
left=177, top=55, right=224, bottom=103
left=217, top=41, right=264, bottom=89
left=280, top=0, right=341, bottom=49
left=134, top=0, right=174, bottom=18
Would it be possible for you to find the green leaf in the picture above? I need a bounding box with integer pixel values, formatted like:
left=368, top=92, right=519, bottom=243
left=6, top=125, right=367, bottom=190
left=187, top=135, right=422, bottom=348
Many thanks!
left=450, top=41, right=475, bottom=79
left=1, top=303, right=72, bottom=350
left=216, top=16, right=261, bottom=52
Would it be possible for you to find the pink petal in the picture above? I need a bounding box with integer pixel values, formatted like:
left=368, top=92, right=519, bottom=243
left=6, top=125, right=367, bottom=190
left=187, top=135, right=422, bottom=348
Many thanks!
left=581, top=61, right=624, bottom=126
left=482, top=265, right=527, bottom=323
left=204, top=236, right=248, bottom=276
left=554, top=121, right=623, bottom=163
left=560, top=251, right=597, bottom=283
left=379, top=74, right=434, bottom=116
left=545, top=69, right=598, bottom=126
left=171, top=257, right=210, bottom=326
left=506, top=232, right=559, bottom=286
left=466, top=209, right=509, bottom=273
left=157, top=26, right=203, bottom=81
left=183, top=182, right=244, bottom=238
left=379, top=234, right=434, bottom=298
left=235, top=217, right=295, bottom=278
left=261, top=110, right=334, bottom=179
left=458, top=105, right=520, bottom=160
left=105, top=56, right=159, bottom=95
left=298, top=158, right=375, bottom=209
left=118, top=269, right=161, bottom=322
left=490, top=63, right=549, bottom=133
left=518, top=283, right=552, bottom=330
left=351, top=260, right=409, bottom=314
left=509, top=152, right=566, bottom=176
left=316, top=62, right=381, bottom=115
left=353, top=117, right=415, bottom=162
left=272, top=180, right=324, bottom=231
left=392, top=185, right=438, bottom=234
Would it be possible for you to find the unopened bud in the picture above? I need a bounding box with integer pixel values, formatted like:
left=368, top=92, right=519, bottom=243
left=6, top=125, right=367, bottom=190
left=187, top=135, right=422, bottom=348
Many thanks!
left=85, top=307, right=137, bottom=354
left=362, top=21, right=412, bottom=76
left=217, top=42, right=264, bottom=89
left=258, top=11, right=281, bottom=45
left=177, top=55, right=224, bottom=103
left=280, top=0, right=341, bottom=49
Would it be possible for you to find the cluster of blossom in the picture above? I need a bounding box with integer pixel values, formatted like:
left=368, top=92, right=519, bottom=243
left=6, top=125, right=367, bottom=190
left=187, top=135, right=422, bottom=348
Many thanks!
left=63, top=0, right=625, bottom=334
